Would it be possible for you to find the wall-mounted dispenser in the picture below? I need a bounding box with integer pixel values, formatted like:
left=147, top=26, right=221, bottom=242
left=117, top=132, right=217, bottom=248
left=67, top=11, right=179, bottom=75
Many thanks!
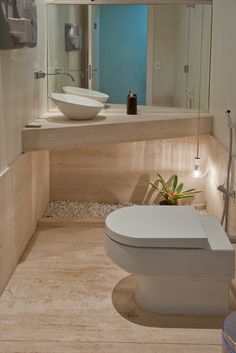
left=0, top=0, right=37, bottom=49
left=65, top=23, right=81, bottom=52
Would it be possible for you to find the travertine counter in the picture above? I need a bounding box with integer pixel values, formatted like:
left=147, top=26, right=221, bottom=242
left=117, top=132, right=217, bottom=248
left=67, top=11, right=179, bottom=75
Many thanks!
left=22, top=105, right=213, bottom=152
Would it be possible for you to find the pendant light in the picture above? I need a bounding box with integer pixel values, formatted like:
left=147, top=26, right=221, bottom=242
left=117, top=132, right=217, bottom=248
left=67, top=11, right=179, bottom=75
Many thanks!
left=192, top=6, right=204, bottom=179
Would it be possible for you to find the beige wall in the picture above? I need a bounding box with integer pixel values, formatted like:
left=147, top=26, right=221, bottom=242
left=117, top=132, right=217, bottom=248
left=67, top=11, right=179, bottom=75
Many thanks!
left=0, top=0, right=49, bottom=294
left=210, top=0, right=236, bottom=153
left=50, top=136, right=207, bottom=205
left=205, top=136, right=236, bottom=238
left=0, top=0, right=47, bottom=174
left=49, top=134, right=236, bottom=239
left=208, top=0, right=236, bottom=237
left=0, top=151, right=49, bottom=295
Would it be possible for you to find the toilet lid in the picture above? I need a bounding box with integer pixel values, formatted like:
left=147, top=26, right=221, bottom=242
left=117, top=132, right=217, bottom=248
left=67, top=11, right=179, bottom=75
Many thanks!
left=105, top=206, right=208, bottom=248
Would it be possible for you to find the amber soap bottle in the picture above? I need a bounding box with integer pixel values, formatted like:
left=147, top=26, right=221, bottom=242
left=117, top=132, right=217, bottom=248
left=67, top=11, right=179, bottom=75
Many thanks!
left=127, top=90, right=137, bottom=115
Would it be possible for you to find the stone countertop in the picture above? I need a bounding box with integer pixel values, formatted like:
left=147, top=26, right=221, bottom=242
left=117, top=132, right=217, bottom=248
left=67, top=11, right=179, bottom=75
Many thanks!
left=22, top=104, right=213, bottom=152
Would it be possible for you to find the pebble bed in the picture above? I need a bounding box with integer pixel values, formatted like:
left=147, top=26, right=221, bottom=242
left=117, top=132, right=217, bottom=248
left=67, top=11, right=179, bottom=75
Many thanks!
left=43, top=200, right=135, bottom=219
left=43, top=200, right=206, bottom=219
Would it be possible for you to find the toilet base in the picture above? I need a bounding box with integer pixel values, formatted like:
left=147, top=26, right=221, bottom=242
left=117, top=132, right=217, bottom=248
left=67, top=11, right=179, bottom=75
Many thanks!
left=134, top=276, right=231, bottom=315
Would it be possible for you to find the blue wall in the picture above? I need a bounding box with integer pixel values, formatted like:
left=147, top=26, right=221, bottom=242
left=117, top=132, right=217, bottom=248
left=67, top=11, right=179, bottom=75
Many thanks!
left=99, top=5, right=147, bottom=105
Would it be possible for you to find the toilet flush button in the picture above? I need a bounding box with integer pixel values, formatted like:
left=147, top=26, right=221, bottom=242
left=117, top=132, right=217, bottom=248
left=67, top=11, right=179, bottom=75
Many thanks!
left=105, top=205, right=208, bottom=249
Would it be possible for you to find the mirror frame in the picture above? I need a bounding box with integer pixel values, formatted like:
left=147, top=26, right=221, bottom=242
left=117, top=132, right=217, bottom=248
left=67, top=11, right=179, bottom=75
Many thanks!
left=47, top=1, right=212, bottom=5
left=46, top=0, right=212, bottom=111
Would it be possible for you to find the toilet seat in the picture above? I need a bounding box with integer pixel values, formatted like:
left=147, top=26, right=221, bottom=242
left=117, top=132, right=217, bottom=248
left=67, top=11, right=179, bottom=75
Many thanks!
left=105, top=205, right=208, bottom=249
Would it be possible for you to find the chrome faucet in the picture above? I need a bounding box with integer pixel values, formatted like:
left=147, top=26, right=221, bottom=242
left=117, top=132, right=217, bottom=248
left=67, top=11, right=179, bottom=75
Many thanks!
left=34, top=70, right=75, bottom=82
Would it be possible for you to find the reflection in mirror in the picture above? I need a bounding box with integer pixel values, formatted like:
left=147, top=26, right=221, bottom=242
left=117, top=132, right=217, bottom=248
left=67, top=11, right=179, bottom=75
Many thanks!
left=47, top=3, right=212, bottom=111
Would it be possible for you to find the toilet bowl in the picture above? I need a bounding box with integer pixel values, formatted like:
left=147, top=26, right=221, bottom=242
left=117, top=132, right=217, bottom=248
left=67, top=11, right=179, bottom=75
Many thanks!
left=104, top=206, right=235, bottom=315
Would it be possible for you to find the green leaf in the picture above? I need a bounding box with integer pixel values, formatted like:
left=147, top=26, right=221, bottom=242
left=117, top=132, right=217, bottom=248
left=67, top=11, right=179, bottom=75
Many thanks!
left=158, top=190, right=169, bottom=200
left=156, top=173, right=170, bottom=194
left=182, top=188, right=197, bottom=193
left=149, top=182, right=159, bottom=190
left=175, top=195, right=193, bottom=199
left=150, top=173, right=201, bottom=203
left=183, top=191, right=201, bottom=195
left=160, top=191, right=169, bottom=197
left=176, top=182, right=183, bottom=193
left=172, top=175, right=178, bottom=192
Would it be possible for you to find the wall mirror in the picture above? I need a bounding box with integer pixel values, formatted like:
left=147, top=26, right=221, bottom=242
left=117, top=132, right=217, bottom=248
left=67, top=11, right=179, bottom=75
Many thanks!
left=47, top=3, right=212, bottom=111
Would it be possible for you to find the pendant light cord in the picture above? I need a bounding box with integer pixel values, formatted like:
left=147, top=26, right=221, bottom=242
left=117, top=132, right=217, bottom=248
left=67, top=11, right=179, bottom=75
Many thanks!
left=186, top=6, right=191, bottom=108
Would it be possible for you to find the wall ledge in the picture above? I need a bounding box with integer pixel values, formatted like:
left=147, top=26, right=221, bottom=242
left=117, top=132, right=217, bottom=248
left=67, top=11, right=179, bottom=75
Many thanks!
left=22, top=105, right=213, bottom=152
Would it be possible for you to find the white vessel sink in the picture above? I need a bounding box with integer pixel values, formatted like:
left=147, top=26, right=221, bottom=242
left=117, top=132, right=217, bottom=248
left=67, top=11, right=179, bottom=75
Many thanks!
left=63, top=86, right=109, bottom=103
left=49, top=93, right=104, bottom=120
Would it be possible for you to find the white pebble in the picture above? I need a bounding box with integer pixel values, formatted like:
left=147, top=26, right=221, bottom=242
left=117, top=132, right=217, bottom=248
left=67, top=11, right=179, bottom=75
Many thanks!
left=43, top=201, right=135, bottom=219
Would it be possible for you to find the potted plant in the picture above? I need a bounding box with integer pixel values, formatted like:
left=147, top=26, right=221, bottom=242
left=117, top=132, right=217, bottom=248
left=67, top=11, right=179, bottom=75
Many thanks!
left=149, top=173, right=201, bottom=205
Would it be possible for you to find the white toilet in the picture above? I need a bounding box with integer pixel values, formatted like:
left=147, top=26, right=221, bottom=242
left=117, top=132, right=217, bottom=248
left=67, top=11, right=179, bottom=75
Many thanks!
left=104, top=206, right=235, bottom=315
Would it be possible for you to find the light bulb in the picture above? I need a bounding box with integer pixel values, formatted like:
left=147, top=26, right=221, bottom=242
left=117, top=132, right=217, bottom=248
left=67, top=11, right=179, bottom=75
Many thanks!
left=192, top=157, right=202, bottom=178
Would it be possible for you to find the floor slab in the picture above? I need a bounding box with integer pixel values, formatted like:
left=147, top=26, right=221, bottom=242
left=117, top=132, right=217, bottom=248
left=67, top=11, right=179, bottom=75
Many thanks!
left=0, top=223, right=235, bottom=352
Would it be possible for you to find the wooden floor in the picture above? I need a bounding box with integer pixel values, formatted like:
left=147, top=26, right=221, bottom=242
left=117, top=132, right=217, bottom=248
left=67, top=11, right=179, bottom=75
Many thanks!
left=0, top=221, right=235, bottom=353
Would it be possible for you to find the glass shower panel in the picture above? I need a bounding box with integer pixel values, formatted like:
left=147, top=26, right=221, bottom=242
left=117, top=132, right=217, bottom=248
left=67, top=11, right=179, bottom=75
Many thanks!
left=152, top=4, right=191, bottom=108
left=187, top=4, right=211, bottom=111
left=198, top=5, right=212, bottom=112
left=172, top=5, right=190, bottom=108
left=152, top=4, right=212, bottom=111
left=185, top=5, right=202, bottom=110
